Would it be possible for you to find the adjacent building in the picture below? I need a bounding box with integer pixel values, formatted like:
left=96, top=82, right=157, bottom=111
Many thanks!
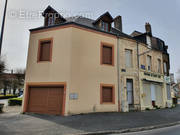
left=22, top=6, right=171, bottom=116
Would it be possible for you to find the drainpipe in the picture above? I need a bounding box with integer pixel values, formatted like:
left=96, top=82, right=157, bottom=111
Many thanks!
left=117, top=35, right=120, bottom=111
left=136, top=41, right=141, bottom=110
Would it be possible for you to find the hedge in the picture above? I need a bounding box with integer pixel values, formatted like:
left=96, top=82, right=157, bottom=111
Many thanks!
left=0, top=104, right=4, bottom=113
left=0, top=94, right=18, bottom=100
left=8, top=98, right=22, bottom=106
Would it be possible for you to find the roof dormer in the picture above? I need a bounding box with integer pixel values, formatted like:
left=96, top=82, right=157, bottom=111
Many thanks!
left=42, top=6, right=66, bottom=27
left=93, top=12, right=113, bottom=32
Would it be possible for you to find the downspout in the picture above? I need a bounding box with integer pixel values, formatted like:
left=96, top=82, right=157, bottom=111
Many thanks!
left=117, top=35, right=120, bottom=111
left=136, top=41, right=141, bottom=110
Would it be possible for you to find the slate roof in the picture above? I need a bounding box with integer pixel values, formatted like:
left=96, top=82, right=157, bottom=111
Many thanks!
left=30, top=16, right=135, bottom=41
left=30, top=6, right=169, bottom=54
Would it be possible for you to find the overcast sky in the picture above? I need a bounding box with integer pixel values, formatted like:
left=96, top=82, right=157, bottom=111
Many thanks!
left=0, top=0, right=180, bottom=79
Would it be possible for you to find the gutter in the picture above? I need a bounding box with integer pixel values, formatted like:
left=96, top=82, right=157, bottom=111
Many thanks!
left=137, top=41, right=141, bottom=110
left=117, top=35, right=120, bottom=111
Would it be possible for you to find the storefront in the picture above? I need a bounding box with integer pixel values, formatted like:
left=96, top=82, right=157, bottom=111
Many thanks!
left=139, top=71, right=165, bottom=110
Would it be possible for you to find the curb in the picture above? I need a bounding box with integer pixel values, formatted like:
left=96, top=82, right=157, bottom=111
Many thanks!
left=76, top=121, right=180, bottom=135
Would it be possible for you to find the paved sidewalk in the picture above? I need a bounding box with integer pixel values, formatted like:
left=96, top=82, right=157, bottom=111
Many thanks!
left=0, top=105, right=180, bottom=135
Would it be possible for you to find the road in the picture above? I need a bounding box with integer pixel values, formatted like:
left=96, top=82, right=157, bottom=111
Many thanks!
left=110, top=125, right=180, bottom=135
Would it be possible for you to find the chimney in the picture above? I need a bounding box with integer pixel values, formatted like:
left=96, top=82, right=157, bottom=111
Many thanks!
left=114, top=16, right=122, bottom=32
left=145, top=22, right=152, bottom=36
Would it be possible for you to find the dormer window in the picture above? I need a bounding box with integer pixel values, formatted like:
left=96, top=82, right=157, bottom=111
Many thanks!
left=146, top=35, right=151, bottom=48
left=101, top=21, right=109, bottom=32
left=93, top=12, right=113, bottom=32
left=42, top=6, right=66, bottom=27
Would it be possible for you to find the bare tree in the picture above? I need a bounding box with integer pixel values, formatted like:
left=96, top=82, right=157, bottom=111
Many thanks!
left=14, top=69, right=25, bottom=94
left=0, top=57, right=7, bottom=95
left=177, top=69, right=180, bottom=83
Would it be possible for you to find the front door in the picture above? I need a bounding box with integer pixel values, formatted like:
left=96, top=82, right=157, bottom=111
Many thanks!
left=150, top=84, right=156, bottom=107
left=127, top=79, right=133, bottom=105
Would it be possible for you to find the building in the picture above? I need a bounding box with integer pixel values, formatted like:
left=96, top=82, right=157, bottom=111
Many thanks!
left=22, top=6, right=171, bottom=116
left=131, top=23, right=172, bottom=109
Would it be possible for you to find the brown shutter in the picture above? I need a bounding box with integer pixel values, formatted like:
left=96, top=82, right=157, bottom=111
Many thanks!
left=40, top=41, right=51, bottom=61
left=102, top=86, right=113, bottom=102
left=102, top=45, right=112, bottom=65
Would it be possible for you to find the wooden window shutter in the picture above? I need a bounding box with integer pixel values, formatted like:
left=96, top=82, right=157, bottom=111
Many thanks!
left=39, top=41, right=51, bottom=61
left=102, top=45, right=112, bottom=65
left=102, top=86, right=113, bottom=103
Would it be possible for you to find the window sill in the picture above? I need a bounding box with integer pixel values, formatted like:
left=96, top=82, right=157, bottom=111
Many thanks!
left=101, top=63, right=114, bottom=67
left=100, top=102, right=115, bottom=105
left=37, top=61, right=52, bottom=63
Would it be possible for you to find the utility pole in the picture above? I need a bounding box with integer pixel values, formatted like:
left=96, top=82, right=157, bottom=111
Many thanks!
left=0, top=0, right=8, bottom=56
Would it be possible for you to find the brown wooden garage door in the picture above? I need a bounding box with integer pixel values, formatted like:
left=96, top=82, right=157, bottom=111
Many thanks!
left=27, top=86, right=64, bottom=115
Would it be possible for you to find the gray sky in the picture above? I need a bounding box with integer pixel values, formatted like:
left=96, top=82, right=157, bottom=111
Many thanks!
left=0, top=0, right=180, bottom=79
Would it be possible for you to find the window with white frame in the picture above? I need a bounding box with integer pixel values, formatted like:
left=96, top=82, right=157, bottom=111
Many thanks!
left=164, top=62, right=167, bottom=74
left=147, top=55, right=152, bottom=71
left=125, top=49, right=133, bottom=68
left=146, top=36, right=151, bottom=48
left=157, top=59, right=161, bottom=73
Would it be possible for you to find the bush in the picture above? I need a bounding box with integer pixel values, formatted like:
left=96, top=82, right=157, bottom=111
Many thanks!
left=8, top=97, right=22, bottom=106
left=0, top=103, right=4, bottom=113
left=0, top=94, right=18, bottom=99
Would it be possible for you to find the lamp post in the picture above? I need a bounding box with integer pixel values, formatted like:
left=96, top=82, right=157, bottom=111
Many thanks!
left=0, top=0, right=8, bottom=56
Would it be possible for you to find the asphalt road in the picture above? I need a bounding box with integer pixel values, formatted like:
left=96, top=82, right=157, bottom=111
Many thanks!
left=110, top=125, right=180, bottom=135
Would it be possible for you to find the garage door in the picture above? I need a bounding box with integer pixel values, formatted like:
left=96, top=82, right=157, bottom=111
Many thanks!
left=27, top=86, right=64, bottom=115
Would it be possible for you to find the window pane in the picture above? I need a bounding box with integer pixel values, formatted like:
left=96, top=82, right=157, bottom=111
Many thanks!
left=101, top=21, right=109, bottom=32
left=40, top=41, right=51, bottom=61
left=164, top=62, right=167, bottom=73
left=102, top=86, right=113, bottom=102
left=147, top=55, right=151, bottom=71
left=102, top=45, right=112, bottom=65
left=146, top=36, right=151, bottom=47
left=125, top=49, right=132, bottom=68
left=158, top=59, right=161, bottom=73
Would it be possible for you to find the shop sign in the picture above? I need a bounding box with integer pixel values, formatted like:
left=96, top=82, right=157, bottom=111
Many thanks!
left=144, top=72, right=161, bottom=79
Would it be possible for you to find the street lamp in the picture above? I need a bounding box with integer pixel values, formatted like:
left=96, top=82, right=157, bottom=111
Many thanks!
left=0, top=0, right=8, bottom=56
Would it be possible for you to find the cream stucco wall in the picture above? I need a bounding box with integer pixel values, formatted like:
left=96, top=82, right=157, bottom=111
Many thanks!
left=23, top=26, right=119, bottom=115
left=23, top=28, right=73, bottom=115
left=68, top=27, right=118, bottom=114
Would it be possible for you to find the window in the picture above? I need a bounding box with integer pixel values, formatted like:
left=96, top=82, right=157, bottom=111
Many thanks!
left=38, top=39, right=53, bottom=62
left=164, top=62, right=167, bottom=74
left=101, top=43, right=114, bottom=66
left=157, top=59, right=161, bottom=73
left=125, top=49, right=133, bottom=68
left=48, top=14, right=55, bottom=26
left=146, top=36, right=151, bottom=48
left=100, top=84, right=115, bottom=104
left=101, top=21, right=109, bottom=32
left=147, top=55, right=152, bottom=71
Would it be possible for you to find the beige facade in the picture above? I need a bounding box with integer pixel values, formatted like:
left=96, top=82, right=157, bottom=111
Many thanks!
left=23, top=23, right=171, bottom=115
left=23, top=26, right=119, bottom=115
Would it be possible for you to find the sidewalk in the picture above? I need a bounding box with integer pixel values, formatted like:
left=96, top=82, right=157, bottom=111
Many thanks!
left=0, top=105, right=180, bottom=135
